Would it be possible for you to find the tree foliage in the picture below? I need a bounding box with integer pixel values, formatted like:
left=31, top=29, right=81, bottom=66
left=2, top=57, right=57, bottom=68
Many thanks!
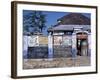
left=23, top=11, right=46, bottom=34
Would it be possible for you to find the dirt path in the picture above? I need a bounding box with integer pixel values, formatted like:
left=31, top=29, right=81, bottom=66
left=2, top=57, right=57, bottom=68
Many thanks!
left=23, top=56, right=90, bottom=69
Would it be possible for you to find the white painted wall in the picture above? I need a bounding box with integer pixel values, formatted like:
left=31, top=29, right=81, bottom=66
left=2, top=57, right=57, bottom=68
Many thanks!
left=28, top=35, right=39, bottom=47
left=0, top=0, right=100, bottom=80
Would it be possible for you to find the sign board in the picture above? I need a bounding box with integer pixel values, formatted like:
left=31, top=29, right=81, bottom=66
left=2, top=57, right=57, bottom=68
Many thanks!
left=54, top=36, right=63, bottom=45
left=53, top=32, right=64, bottom=35
left=39, top=36, right=48, bottom=45
left=28, top=36, right=39, bottom=47
left=77, top=34, right=87, bottom=39
left=63, top=36, right=72, bottom=46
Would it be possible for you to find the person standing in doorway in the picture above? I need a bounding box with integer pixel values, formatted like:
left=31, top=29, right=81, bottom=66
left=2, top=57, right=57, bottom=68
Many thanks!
left=81, top=40, right=88, bottom=56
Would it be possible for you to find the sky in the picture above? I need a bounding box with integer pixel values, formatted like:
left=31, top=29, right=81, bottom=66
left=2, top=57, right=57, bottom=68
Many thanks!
left=43, top=11, right=90, bottom=28
left=23, top=10, right=91, bottom=35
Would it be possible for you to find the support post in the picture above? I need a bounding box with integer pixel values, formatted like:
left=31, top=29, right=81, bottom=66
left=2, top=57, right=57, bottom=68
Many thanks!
left=72, top=33, right=77, bottom=58
left=48, top=32, right=53, bottom=60
left=23, top=35, right=28, bottom=59
left=72, top=33, right=77, bottom=66
left=88, top=33, right=91, bottom=56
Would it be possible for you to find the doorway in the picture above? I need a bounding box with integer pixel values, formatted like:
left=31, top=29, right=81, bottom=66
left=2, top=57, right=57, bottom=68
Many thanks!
left=77, top=32, right=88, bottom=56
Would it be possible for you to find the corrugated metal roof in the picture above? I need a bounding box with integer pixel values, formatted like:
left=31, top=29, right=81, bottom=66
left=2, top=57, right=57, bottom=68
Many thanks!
left=48, top=25, right=90, bottom=31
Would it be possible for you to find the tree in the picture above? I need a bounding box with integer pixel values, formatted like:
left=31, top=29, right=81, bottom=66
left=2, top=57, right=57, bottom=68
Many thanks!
left=31, top=11, right=40, bottom=33
left=23, top=11, right=33, bottom=34
left=23, top=11, right=46, bottom=34
left=31, top=11, right=46, bottom=33
left=38, top=11, right=46, bottom=32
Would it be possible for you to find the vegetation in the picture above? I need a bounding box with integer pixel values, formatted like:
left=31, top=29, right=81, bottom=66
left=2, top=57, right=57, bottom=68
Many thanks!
left=23, top=11, right=46, bottom=34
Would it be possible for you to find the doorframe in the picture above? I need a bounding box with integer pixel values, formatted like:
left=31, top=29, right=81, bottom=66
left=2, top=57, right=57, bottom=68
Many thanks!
left=76, top=31, right=88, bottom=56
left=72, top=31, right=89, bottom=56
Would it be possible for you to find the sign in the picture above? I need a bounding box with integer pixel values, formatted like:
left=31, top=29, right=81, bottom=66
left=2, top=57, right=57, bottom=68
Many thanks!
left=28, top=36, right=39, bottom=47
left=54, top=36, right=63, bottom=45
left=77, top=34, right=87, bottom=39
left=63, top=36, right=72, bottom=46
left=53, top=32, right=64, bottom=35
left=39, top=36, right=48, bottom=45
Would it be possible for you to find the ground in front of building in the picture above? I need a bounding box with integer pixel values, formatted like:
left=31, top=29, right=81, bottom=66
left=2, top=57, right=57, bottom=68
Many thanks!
left=23, top=56, right=90, bottom=69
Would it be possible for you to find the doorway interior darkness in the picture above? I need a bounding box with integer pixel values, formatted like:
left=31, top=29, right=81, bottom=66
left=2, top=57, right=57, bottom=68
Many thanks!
left=76, top=32, right=88, bottom=56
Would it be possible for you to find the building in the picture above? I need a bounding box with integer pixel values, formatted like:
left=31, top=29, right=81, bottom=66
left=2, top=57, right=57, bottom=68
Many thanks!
left=23, top=13, right=91, bottom=59
left=47, top=13, right=91, bottom=57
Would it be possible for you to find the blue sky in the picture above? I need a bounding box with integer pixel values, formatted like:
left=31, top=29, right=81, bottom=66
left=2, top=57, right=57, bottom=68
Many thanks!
left=23, top=10, right=91, bottom=35
left=43, top=11, right=90, bottom=28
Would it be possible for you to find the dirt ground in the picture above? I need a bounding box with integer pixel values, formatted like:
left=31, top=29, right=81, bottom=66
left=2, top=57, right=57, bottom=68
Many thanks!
left=23, top=56, right=90, bottom=69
